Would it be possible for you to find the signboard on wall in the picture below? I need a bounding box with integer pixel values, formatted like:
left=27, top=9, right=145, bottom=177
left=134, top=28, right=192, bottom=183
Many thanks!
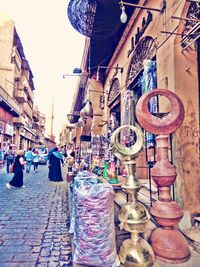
left=5, top=124, right=14, bottom=136
left=19, top=128, right=25, bottom=136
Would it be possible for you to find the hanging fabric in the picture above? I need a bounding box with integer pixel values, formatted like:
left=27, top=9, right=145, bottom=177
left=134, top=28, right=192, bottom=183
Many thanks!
left=139, top=59, right=157, bottom=148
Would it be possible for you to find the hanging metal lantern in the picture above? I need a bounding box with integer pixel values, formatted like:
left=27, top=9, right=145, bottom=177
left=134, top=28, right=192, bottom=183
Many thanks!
left=67, top=0, right=97, bottom=36
left=82, top=100, right=93, bottom=117
left=80, top=109, right=87, bottom=120
left=78, top=117, right=85, bottom=127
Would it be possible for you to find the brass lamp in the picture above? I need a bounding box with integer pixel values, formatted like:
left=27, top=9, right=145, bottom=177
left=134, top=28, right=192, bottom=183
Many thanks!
left=111, top=125, right=155, bottom=267
left=136, top=88, right=190, bottom=263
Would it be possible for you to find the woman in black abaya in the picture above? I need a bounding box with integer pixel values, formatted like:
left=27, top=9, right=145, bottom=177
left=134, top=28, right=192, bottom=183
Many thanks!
left=6, top=150, right=26, bottom=189
left=48, top=147, right=63, bottom=182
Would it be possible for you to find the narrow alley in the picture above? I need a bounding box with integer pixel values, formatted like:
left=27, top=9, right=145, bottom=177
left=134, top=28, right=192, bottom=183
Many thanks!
left=1, top=165, right=200, bottom=267
left=0, top=165, right=72, bottom=267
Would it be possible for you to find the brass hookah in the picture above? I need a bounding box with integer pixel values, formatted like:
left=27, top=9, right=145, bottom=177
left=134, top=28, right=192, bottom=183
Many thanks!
left=111, top=125, right=155, bottom=267
left=136, top=89, right=190, bottom=263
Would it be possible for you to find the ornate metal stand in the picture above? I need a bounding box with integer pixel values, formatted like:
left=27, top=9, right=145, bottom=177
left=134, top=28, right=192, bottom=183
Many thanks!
left=111, top=125, right=155, bottom=267
left=136, top=88, right=190, bottom=263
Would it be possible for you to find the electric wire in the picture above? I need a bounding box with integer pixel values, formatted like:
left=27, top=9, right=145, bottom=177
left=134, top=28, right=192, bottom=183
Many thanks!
left=112, top=0, right=192, bottom=92
left=85, top=0, right=195, bottom=94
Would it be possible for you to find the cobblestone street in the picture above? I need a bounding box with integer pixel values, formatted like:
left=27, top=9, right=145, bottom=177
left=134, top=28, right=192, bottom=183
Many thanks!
left=0, top=165, right=72, bottom=267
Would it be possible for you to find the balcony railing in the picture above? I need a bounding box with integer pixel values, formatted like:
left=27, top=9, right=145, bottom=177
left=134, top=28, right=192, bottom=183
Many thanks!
left=40, top=119, right=45, bottom=127
left=21, top=69, right=29, bottom=81
left=20, top=75, right=34, bottom=102
left=11, top=46, right=22, bottom=71
left=32, top=122, right=40, bottom=130
left=23, top=102, right=33, bottom=119
left=33, top=110, right=39, bottom=122
left=13, top=116, right=26, bottom=126
left=0, top=85, right=21, bottom=115
left=14, top=89, right=27, bottom=103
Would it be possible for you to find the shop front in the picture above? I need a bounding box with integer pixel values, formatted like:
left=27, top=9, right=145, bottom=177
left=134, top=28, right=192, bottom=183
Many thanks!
left=0, top=107, right=14, bottom=152
left=101, top=0, right=200, bottom=215
left=66, top=0, right=200, bottom=266
left=13, top=126, right=36, bottom=151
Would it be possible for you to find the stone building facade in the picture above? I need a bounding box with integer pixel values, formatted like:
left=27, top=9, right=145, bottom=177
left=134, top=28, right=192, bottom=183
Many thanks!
left=0, top=12, right=46, bottom=152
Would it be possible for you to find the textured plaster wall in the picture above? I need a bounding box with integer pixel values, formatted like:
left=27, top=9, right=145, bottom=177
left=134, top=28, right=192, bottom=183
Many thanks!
left=0, top=15, right=15, bottom=95
left=103, top=0, right=199, bottom=214
left=156, top=1, right=200, bottom=214
left=173, top=37, right=199, bottom=215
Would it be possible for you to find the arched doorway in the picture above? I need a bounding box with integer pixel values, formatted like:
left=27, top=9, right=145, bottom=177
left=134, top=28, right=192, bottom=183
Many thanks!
left=126, top=36, right=157, bottom=122
left=125, top=36, right=157, bottom=180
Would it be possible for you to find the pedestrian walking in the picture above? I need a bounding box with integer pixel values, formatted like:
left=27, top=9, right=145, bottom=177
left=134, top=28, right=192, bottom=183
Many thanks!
left=6, top=150, right=26, bottom=189
left=32, top=149, right=39, bottom=173
left=4, top=146, right=15, bottom=173
left=48, top=147, right=63, bottom=182
left=66, top=144, right=75, bottom=158
left=25, top=147, right=33, bottom=173
left=47, top=147, right=56, bottom=160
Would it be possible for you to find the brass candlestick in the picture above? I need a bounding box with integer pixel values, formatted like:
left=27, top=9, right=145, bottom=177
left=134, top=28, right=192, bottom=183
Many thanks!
left=111, top=125, right=155, bottom=267
left=136, top=88, right=190, bottom=263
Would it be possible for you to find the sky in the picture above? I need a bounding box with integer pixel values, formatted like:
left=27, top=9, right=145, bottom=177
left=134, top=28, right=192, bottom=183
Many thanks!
left=0, top=0, right=85, bottom=142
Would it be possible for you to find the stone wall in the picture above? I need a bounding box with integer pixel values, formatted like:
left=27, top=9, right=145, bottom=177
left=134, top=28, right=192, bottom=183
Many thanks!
left=101, top=0, right=199, bottom=215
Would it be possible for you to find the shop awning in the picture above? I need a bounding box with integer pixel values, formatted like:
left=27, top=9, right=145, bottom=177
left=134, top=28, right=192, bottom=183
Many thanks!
left=0, top=91, right=20, bottom=117
left=67, top=0, right=139, bottom=75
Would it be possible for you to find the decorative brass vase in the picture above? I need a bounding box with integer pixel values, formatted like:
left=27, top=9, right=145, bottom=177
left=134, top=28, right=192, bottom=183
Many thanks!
left=136, top=89, right=190, bottom=263
left=111, top=125, right=155, bottom=267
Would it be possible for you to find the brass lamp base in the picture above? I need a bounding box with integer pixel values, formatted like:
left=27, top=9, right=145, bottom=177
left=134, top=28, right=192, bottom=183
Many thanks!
left=150, top=228, right=190, bottom=263
left=119, top=237, right=155, bottom=267
left=119, top=202, right=149, bottom=232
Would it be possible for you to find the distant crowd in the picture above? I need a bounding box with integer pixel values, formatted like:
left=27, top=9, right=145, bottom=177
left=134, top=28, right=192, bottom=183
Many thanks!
left=2, top=146, right=40, bottom=174
left=2, top=144, right=76, bottom=190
